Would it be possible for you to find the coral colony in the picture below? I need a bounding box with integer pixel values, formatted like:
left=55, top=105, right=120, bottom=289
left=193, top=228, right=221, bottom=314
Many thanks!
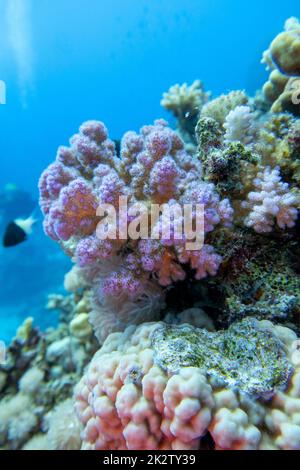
left=1, top=17, right=300, bottom=451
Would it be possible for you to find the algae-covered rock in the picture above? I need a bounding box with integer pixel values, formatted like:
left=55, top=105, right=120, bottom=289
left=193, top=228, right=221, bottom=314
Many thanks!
left=151, top=318, right=293, bottom=397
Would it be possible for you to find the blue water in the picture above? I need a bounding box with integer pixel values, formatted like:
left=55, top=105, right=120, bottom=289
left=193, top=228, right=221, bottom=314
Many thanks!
left=0, top=0, right=298, bottom=342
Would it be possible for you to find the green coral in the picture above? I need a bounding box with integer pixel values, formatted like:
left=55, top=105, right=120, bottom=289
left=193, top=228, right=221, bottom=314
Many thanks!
left=196, top=116, right=223, bottom=156
left=225, top=250, right=300, bottom=322
left=199, top=141, right=259, bottom=195
left=256, top=113, right=300, bottom=185
left=196, top=115, right=259, bottom=198
left=151, top=318, right=293, bottom=397
left=206, top=230, right=300, bottom=325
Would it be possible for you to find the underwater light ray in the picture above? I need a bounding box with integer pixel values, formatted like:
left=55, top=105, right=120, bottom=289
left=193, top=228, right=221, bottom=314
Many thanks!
left=5, top=0, right=34, bottom=108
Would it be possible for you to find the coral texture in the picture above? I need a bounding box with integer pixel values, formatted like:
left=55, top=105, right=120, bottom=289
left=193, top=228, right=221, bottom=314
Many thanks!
left=270, top=17, right=300, bottom=76
left=242, top=166, right=299, bottom=233
left=0, top=297, right=98, bottom=450
left=161, top=80, right=210, bottom=144
left=262, top=17, right=300, bottom=115
left=46, top=399, right=82, bottom=450
left=75, top=319, right=300, bottom=450
left=223, top=106, right=255, bottom=146
left=39, top=119, right=233, bottom=341
left=201, top=91, right=249, bottom=126
left=161, top=80, right=209, bottom=120
left=21, top=14, right=300, bottom=453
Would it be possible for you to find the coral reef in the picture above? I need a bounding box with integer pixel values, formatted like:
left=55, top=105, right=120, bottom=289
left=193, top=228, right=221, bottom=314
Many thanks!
left=269, top=17, right=300, bottom=76
left=45, top=399, right=82, bottom=450
left=0, top=294, right=97, bottom=450
left=196, top=114, right=260, bottom=200
left=1, top=14, right=300, bottom=452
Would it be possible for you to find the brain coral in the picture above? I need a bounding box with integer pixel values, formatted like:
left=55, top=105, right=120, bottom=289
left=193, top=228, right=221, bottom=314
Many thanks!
left=74, top=318, right=300, bottom=450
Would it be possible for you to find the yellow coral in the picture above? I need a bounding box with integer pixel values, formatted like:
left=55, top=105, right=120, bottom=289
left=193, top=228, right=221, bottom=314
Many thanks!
left=263, top=69, right=289, bottom=103
left=271, top=29, right=300, bottom=76
left=70, top=313, right=93, bottom=340
left=201, top=91, right=248, bottom=126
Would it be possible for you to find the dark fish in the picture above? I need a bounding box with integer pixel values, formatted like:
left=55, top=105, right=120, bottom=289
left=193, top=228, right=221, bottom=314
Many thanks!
left=3, top=221, right=27, bottom=247
left=3, top=215, right=37, bottom=248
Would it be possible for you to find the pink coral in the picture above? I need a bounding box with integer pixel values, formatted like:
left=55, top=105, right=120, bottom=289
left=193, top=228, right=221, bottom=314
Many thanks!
left=70, top=121, right=115, bottom=170
left=177, top=244, right=223, bottom=280
left=242, top=166, right=299, bottom=233
left=38, top=163, right=76, bottom=214
left=45, top=179, right=98, bottom=241
left=39, top=119, right=232, bottom=338
left=75, top=235, right=114, bottom=266
left=182, top=181, right=233, bottom=232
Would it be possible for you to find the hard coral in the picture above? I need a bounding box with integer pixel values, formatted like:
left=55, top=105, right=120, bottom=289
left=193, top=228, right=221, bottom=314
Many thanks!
left=201, top=91, right=249, bottom=126
left=46, top=399, right=82, bottom=450
left=75, top=318, right=299, bottom=450
left=262, top=18, right=300, bottom=116
left=270, top=17, right=300, bottom=76
left=39, top=119, right=232, bottom=341
left=223, top=105, right=255, bottom=146
left=242, top=166, right=299, bottom=233
left=161, top=81, right=210, bottom=144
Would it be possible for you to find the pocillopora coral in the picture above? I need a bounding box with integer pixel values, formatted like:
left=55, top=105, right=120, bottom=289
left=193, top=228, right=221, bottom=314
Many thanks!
left=242, top=166, right=299, bottom=233
left=223, top=106, right=255, bottom=146
left=39, top=119, right=233, bottom=341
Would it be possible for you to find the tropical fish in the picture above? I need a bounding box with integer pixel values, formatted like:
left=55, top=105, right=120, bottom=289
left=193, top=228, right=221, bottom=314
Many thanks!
left=3, top=214, right=37, bottom=248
